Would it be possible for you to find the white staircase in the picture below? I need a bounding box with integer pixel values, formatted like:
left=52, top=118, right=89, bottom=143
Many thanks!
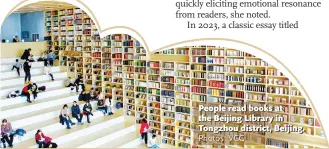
left=0, top=57, right=145, bottom=148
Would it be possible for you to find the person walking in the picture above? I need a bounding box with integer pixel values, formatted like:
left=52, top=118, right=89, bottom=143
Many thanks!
left=71, top=101, right=84, bottom=125
left=23, top=60, right=32, bottom=84
left=140, top=118, right=149, bottom=145
left=11, top=59, right=21, bottom=76
left=83, top=100, right=93, bottom=123
left=47, top=50, right=56, bottom=67
left=1, top=119, right=14, bottom=148
left=60, top=104, right=76, bottom=129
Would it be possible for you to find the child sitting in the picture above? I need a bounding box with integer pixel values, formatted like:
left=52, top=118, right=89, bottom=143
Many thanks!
left=148, top=134, right=159, bottom=148
left=105, top=96, right=114, bottom=115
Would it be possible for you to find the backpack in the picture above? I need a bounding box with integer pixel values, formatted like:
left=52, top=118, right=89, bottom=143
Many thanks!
left=38, top=86, right=46, bottom=92
left=7, top=90, right=20, bottom=98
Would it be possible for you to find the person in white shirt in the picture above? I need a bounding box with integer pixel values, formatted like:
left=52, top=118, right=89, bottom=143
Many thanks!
left=148, top=134, right=159, bottom=148
left=44, top=60, right=54, bottom=81
left=105, top=96, right=114, bottom=115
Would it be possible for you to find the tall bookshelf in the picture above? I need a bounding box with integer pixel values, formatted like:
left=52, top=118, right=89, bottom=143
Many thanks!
left=50, top=8, right=326, bottom=148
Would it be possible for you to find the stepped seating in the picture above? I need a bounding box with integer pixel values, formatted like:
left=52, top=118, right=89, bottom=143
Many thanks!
left=0, top=57, right=175, bottom=148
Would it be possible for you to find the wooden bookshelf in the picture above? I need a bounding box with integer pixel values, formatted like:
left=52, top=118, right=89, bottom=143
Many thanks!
left=51, top=8, right=327, bottom=148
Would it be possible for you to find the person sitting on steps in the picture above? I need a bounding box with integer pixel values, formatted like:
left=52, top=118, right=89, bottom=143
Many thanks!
left=1, top=119, right=14, bottom=148
left=71, top=101, right=84, bottom=125
left=60, top=104, right=76, bottom=129
left=97, top=97, right=108, bottom=115
left=105, top=96, right=114, bottom=115
left=148, top=134, right=160, bottom=148
left=74, top=75, right=85, bottom=92
left=21, top=83, right=32, bottom=103
left=66, top=77, right=75, bottom=91
left=35, top=129, right=55, bottom=148
left=83, top=100, right=93, bottom=123
left=43, top=60, right=54, bottom=81
left=90, top=88, right=96, bottom=100
left=31, top=83, right=39, bottom=101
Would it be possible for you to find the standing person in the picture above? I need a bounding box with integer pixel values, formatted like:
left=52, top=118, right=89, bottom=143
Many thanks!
left=31, top=83, right=39, bottom=101
left=148, top=134, right=160, bottom=148
left=1, top=119, right=14, bottom=148
left=44, top=60, right=54, bottom=81
left=97, top=98, right=108, bottom=115
left=140, top=118, right=149, bottom=145
left=21, top=48, right=31, bottom=61
left=83, top=100, right=93, bottom=123
left=23, top=60, right=32, bottom=84
left=105, top=96, right=114, bottom=115
left=47, top=50, right=56, bottom=67
left=11, top=59, right=21, bottom=76
left=71, top=101, right=84, bottom=125
left=21, top=84, right=32, bottom=103
left=60, top=104, right=76, bottom=129
left=74, top=75, right=85, bottom=92
left=35, top=129, right=52, bottom=148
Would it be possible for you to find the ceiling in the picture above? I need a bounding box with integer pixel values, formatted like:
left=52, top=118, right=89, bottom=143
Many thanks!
left=13, top=1, right=75, bottom=13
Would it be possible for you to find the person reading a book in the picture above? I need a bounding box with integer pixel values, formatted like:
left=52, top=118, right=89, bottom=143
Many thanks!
left=83, top=100, right=93, bottom=123
left=148, top=134, right=159, bottom=148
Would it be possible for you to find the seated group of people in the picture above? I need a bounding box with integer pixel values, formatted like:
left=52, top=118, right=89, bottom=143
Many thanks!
left=1, top=119, right=57, bottom=148
left=20, top=82, right=46, bottom=103
left=59, top=94, right=114, bottom=129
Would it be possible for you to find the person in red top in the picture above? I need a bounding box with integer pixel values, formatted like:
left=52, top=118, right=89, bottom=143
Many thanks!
left=35, top=129, right=51, bottom=148
left=21, top=84, right=32, bottom=103
left=140, top=118, right=149, bottom=144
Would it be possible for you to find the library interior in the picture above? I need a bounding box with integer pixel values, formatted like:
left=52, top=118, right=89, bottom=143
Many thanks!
left=0, top=1, right=327, bottom=148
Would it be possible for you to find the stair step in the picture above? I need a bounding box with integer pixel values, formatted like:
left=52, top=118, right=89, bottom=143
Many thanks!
left=11, top=101, right=98, bottom=130
left=98, top=131, right=139, bottom=148
left=26, top=115, right=125, bottom=148
left=77, top=123, right=136, bottom=148
left=1, top=93, right=78, bottom=120
left=59, top=119, right=134, bottom=148
left=12, top=108, right=109, bottom=146
left=0, top=87, right=71, bottom=108
left=0, top=66, right=60, bottom=79
left=0, top=79, right=65, bottom=97
left=0, top=72, right=67, bottom=87
left=1, top=61, right=44, bottom=71
left=118, top=138, right=144, bottom=148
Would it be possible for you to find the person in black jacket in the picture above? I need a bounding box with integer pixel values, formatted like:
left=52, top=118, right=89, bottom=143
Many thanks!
left=23, top=60, right=32, bottom=84
left=74, top=75, right=85, bottom=92
left=21, top=48, right=31, bottom=61
left=97, top=98, right=108, bottom=115
left=83, top=100, right=93, bottom=123
left=71, top=101, right=84, bottom=125
left=31, top=83, right=39, bottom=100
